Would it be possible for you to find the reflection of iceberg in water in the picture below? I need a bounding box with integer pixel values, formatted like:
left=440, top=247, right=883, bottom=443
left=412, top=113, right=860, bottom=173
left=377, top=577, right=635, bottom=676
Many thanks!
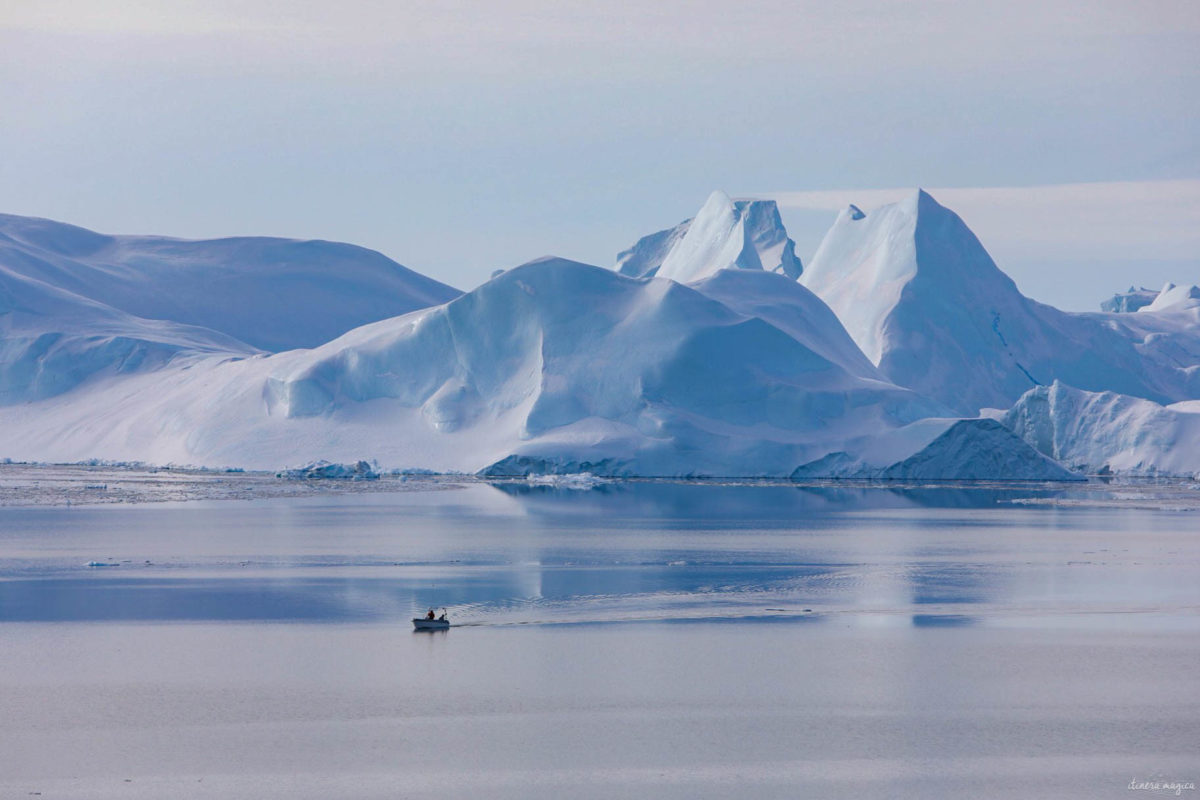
left=10, top=481, right=1156, bottom=630
left=910, top=562, right=995, bottom=607
left=490, top=479, right=1071, bottom=519
left=903, top=563, right=997, bottom=627
left=911, top=614, right=975, bottom=626
left=481, top=480, right=1023, bottom=629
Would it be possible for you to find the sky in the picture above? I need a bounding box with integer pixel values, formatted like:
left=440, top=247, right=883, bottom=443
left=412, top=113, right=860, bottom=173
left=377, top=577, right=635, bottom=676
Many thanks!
left=1, top=0, right=1197, bottom=310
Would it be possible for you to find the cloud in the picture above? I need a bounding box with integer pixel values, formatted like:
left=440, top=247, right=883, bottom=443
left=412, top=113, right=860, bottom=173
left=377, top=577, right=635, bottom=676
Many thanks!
left=763, top=180, right=1200, bottom=263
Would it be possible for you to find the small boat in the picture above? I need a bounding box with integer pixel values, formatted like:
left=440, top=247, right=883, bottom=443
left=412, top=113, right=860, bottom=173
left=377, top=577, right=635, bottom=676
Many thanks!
left=412, top=617, right=450, bottom=630
left=413, top=608, right=450, bottom=630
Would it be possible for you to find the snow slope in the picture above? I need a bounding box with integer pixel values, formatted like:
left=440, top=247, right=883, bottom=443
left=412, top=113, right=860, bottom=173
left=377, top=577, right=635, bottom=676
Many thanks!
left=996, top=381, right=1200, bottom=477
left=615, top=192, right=802, bottom=281
left=799, top=190, right=1200, bottom=414
left=1142, top=282, right=1200, bottom=313
left=0, top=261, right=254, bottom=403
left=0, top=213, right=460, bottom=352
left=615, top=218, right=691, bottom=278
left=0, top=257, right=1075, bottom=477
left=686, top=269, right=880, bottom=380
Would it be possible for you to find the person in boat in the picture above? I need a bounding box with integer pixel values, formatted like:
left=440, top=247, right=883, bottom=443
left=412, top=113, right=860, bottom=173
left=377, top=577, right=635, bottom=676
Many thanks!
left=426, top=609, right=436, bottom=620
left=438, top=611, right=447, bottom=621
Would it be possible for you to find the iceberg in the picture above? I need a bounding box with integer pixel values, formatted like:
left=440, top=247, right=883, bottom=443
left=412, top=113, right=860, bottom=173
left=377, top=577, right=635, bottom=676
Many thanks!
left=0, top=257, right=987, bottom=477
left=791, top=417, right=1080, bottom=481
left=277, top=460, right=380, bottom=480
left=1101, top=286, right=1159, bottom=313
left=254, top=257, right=942, bottom=476
left=0, top=207, right=1094, bottom=480
left=615, top=191, right=802, bottom=281
left=799, top=190, right=1200, bottom=414
left=996, top=381, right=1200, bottom=477
left=0, top=213, right=460, bottom=352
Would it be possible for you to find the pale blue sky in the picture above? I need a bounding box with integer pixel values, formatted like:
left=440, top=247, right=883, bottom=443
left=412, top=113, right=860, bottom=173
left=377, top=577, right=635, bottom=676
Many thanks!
left=1, top=0, right=1197, bottom=309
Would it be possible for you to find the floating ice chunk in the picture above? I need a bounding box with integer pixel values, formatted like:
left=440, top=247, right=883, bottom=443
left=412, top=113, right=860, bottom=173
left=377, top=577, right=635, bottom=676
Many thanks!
left=277, top=460, right=380, bottom=480
left=524, top=473, right=607, bottom=490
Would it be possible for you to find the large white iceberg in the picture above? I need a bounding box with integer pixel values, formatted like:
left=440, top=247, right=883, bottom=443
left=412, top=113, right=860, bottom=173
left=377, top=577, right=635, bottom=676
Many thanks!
left=0, top=256, right=1063, bottom=477
left=995, top=381, right=1200, bottom=477
left=0, top=213, right=460, bottom=353
left=799, top=190, right=1200, bottom=415
left=0, top=199, right=1158, bottom=481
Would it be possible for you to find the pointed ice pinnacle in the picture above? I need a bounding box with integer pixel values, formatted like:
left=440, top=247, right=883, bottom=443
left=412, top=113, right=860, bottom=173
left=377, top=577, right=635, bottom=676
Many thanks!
left=801, top=189, right=1200, bottom=415
left=615, top=190, right=802, bottom=282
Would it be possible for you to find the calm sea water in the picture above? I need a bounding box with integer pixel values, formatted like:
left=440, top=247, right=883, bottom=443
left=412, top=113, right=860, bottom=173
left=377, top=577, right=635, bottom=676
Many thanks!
left=1, top=481, right=1197, bottom=798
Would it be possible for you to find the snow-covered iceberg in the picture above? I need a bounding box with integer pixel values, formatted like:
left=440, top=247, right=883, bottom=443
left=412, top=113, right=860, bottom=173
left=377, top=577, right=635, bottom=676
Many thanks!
left=0, top=260, right=255, bottom=403
left=615, top=191, right=802, bottom=281
left=0, top=256, right=1038, bottom=477
left=995, top=381, right=1200, bottom=477
left=277, top=460, right=380, bottom=480
left=0, top=205, right=1130, bottom=481
left=799, top=190, right=1200, bottom=415
left=0, top=213, right=460, bottom=352
left=791, top=417, right=1080, bottom=481
left=256, top=257, right=943, bottom=476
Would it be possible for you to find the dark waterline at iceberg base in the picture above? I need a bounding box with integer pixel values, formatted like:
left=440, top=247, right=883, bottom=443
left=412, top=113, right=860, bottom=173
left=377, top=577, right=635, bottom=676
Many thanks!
left=0, top=481, right=1197, bottom=798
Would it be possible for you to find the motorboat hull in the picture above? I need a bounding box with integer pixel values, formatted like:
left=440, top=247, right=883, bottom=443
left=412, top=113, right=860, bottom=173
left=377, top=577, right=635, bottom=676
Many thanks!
left=413, top=618, right=450, bottom=630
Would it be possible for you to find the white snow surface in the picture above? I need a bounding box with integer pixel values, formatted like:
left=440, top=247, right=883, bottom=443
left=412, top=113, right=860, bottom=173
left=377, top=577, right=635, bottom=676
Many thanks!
left=1142, top=281, right=1200, bottom=313
left=615, top=218, right=691, bottom=278
left=615, top=191, right=802, bottom=282
left=0, top=213, right=460, bottom=352
left=995, top=380, right=1200, bottom=477
left=0, top=257, right=256, bottom=403
left=687, top=268, right=880, bottom=380
left=799, top=190, right=1200, bottom=415
left=0, top=256, right=1056, bottom=478
left=0, top=203, right=1149, bottom=480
